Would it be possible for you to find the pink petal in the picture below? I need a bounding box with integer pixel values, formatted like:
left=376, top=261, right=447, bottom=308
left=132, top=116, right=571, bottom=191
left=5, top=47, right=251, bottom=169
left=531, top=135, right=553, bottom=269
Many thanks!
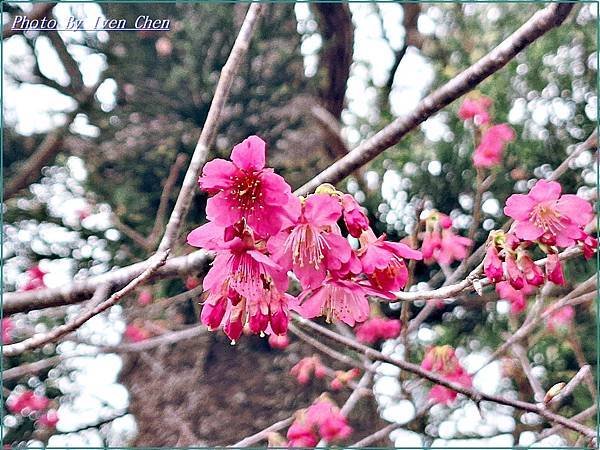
left=230, top=135, right=266, bottom=171
left=205, top=192, right=241, bottom=227
left=304, top=194, right=343, bottom=226
left=198, top=159, right=237, bottom=192
left=513, top=220, right=544, bottom=241
left=187, top=222, right=225, bottom=250
left=385, top=241, right=423, bottom=260
left=503, top=194, right=536, bottom=220
left=556, top=195, right=593, bottom=227
left=529, top=180, right=561, bottom=202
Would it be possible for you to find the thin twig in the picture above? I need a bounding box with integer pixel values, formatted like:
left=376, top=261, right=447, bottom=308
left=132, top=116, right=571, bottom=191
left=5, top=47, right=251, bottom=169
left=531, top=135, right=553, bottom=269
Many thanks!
left=3, top=252, right=168, bottom=356
left=157, top=3, right=266, bottom=252
left=295, top=3, right=574, bottom=196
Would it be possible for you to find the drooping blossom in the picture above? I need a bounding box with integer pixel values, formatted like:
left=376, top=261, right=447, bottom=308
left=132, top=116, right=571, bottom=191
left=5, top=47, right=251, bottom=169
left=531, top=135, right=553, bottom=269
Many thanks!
left=341, top=194, right=369, bottom=238
left=330, top=368, right=360, bottom=391
left=547, top=305, right=574, bottom=333
left=295, top=278, right=393, bottom=326
left=458, top=95, right=492, bottom=125
left=269, top=194, right=352, bottom=290
left=504, top=180, right=593, bottom=247
left=290, top=356, right=327, bottom=385
left=287, top=396, right=352, bottom=446
left=420, top=345, right=473, bottom=405
left=21, top=266, right=46, bottom=291
left=198, top=135, right=299, bottom=238
left=137, top=289, right=153, bottom=306
left=421, top=212, right=471, bottom=265
left=39, top=410, right=59, bottom=428
left=545, top=253, right=565, bottom=285
left=268, top=333, right=290, bottom=350
left=484, top=245, right=504, bottom=283
left=188, top=222, right=290, bottom=341
left=581, top=235, right=598, bottom=260
left=2, top=317, right=15, bottom=344
left=472, top=124, right=515, bottom=168
left=7, top=391, right=50, bottom=415
left=358, top=228, right=422, bottom=292
left=496, top=281, right=536, bottom=314
left=355, top=317, right=401, bottom=344
left=124, top=324, right=150, bottom=343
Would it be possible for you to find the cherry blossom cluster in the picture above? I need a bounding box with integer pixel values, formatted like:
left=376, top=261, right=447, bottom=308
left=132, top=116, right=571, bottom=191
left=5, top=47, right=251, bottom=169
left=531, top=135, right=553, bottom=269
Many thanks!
left=420, top=345, right=472, bottom=405
left=354, top=317, right=401, bottom=344
left=458, top=94, right=515, bottom=168
left=187, top=136, right=422, bottom=342
left=420, top=211, right=472, bottom=265
left=290, top=356, right=327, bottom=384
left=484, top=180, right=596, bottom=313
left=6, top=389, right=59, bottom=429
left=286, top=395, right=352, bottom=446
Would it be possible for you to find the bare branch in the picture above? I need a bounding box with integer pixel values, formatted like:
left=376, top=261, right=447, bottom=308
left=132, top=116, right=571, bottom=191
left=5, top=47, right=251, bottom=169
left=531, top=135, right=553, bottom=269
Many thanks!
left=157, top=3, right=266, bottom=252
left=3, top=252, right=168, bottom=356
left=230, top=416, right=294, bottom=447
left=295, top=3, right=574, bottom=196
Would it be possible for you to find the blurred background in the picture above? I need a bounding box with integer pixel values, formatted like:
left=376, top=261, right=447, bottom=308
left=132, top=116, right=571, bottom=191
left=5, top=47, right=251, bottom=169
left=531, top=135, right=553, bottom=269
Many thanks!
left=2, top=2, right=597, bottom=447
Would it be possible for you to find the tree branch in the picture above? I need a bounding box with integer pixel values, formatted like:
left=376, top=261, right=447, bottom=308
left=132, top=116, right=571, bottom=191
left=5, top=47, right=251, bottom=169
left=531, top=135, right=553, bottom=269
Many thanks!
left=295, top=3, right=574, bottom=196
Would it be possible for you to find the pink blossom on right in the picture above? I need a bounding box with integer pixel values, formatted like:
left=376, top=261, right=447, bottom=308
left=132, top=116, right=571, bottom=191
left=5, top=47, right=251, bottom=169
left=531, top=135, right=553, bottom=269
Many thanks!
left=472, top=124, right=515, bottom=168
left=504, top=180, right=593, bottom=247
left=355, top=317, right=401, bottom=344
left=458, top=95, right=492, bottom=125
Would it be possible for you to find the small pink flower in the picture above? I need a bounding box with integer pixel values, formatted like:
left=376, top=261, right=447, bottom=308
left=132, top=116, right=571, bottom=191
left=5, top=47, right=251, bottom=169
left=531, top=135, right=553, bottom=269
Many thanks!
left=458, top=95, right=492, bottom=125
left=505, top=254, right=525, bottom=289
left=269, top=194, right=352, bottom=290
left=341, top=194, right=369, bottom=238
left=517, top=253, right=544, bottom=287
left=582, top=235, right=598, bottom=260
left=420, top=346, right=472, bottom=405
left=472, top=124, right=515, bottom=168
left=496, top=281, right=536, bottom=314
left=438, top=230, right=472, bottom=265
left=2, top=317, right=15, bottom=344
left=21, top=266, right=46, bottom=291
left=545, top=253, right=565, bottom=285
left=290, top=356, right=326, bottom=385
left=198, top=136, right=299, bottom=237
left=330, top=368, right=360, bottom=391
left=484, top=245, right=504, bottom=283
left=189, top=224, right=290, bottom=341
left=421, top=213, right=471, bottom=265
left=7, top=391, right=50, bottom=415
left=124, top=324, right=149, bottom=343
left=137, top=289, right=153, bottom=306
left=305, top=398, right=352, bottom=443
left=504, top=180, right=593, bottom=247
left=359, top=229, right=422, bottom=291
left=355, top=317, right=401, bottom=344
left=547, top=306, right=574, bottom=333
left=268, top=333, right=290, bottom=350
left=39, top=410, right=59, bottom=428
left=287, top=420, right=319, bottom=448
left=296, top=279, right=392, bottom=326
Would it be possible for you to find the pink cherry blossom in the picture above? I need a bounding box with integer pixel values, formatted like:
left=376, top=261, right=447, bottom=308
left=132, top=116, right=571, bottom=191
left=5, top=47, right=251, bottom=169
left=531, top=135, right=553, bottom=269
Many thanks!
left=330, top=368, right=360, bottom=391
left=39, top=410, right=59, bottom=428
left=547, top=305, right=574, bottom=333
left=582, top=235, right=598, bottom=260
left=484, top=245, right=504, bottom=283
left=268, top=333, right=289, bottom=350
left=341, top=194, right=369, bottom=238
left=504, top=180, right=593, bottom=247
left=21, top=265, right=46, bottom=291
left=472, top=124, right=515, bottom=168
left=496, top=281, right=536, bottom=314
left=189, top=224, right=289, bottom=340
left=458, top=95, right=492, bottom=125
left=290, top=356, right=327, bottom=384
left=296, top=278, right=393, bottom=326
left=2, top=317, right=15, bottom=344
left=124, top=324, right=150, bottom=343
left=305, top=398, right=352, bottom=443
left=269, top=194, right=352, bottom=290
left=198, top=136, right=299, bottom=238
left=7, top=391, right=50, bottom=415
left=421, top=213, right=471, bottom=265
left=421, top=346, right=473, bottom=405
left=137, top=289, right=153, bottom=306
left=359, top=228, right=422, bottom=291
left=355, top=317, right=401, bottom=344
left=287, top=420, right=319, bottom=447
left=545, top=253, right=565, bottom=285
